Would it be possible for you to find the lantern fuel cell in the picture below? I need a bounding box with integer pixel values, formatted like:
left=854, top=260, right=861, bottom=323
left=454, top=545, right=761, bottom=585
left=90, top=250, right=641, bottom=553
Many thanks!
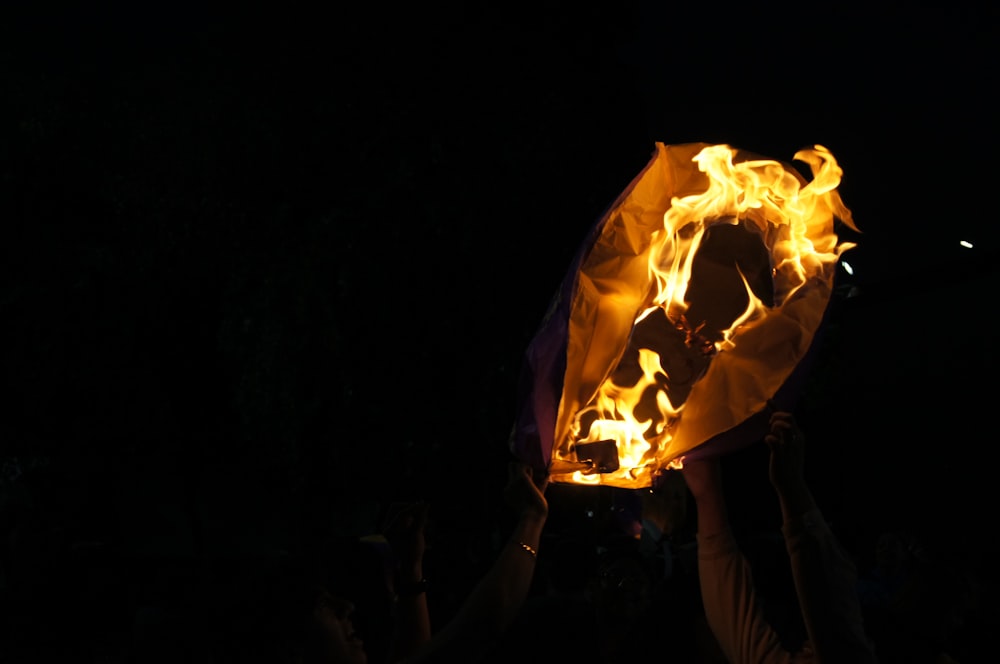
left=573, top=439, right=620, bottom=474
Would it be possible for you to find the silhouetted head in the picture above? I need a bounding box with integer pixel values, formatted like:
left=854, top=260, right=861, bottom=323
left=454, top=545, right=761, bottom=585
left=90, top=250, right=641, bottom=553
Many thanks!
left=304, top=591, right=367, bottom=664
left=218, top=541, right=382, bottom=664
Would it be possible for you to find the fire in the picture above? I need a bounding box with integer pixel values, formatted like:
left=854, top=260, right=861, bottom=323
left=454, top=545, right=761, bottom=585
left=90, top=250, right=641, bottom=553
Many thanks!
left=548, top=143, right=857, bottom=488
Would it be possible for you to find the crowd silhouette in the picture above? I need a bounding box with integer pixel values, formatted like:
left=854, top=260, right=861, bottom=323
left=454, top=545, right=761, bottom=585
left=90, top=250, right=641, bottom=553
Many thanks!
left=1, top=410, right=985, bottom=663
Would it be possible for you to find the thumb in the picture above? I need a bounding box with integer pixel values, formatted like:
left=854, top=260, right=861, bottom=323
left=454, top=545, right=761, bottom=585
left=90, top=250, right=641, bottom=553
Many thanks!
left=533, top=468, right=550, bottom=493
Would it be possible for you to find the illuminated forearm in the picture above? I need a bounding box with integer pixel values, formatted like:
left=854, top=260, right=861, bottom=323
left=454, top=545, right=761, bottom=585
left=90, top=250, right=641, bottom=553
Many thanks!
left=458, top=513, right=544, bottom=632
left=685, top=459, right=728, bottom=538
left=416, top=512, right=545, bottom=661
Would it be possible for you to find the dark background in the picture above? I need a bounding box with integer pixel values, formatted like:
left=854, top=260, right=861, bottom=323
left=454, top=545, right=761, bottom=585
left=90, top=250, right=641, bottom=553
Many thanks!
left=1, top=2, right=996, bottom=660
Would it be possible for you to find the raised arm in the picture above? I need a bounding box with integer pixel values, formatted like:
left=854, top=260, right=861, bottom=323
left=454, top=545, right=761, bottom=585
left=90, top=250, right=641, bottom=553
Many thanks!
left=765, top=411, right=878, bottom=663
left=764, top=410, right=818, bottom=522
left=681, top=455, right=789, bottom=663
left=385, top=501, right=432, bottom=663
left=404, top=461, right=548, bottom=663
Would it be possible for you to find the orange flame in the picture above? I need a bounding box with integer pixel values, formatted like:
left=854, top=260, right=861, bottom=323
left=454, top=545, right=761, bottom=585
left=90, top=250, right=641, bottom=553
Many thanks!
left=549, top=143, right=856, bottom=488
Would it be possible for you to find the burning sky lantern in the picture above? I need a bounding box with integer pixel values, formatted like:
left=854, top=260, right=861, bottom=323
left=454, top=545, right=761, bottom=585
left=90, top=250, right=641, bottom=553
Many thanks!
left=510, top=142, right=858, bottom=489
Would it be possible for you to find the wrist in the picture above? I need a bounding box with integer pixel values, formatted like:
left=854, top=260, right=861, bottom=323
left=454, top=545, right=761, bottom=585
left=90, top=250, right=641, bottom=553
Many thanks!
left=511, top=518, right=543, bottom=550
left=773, top=480, right=812, bottom=502
left=518, top=508, right=547, bottom=526
left=776, top=485, right=817, bottom=518
left=511, top=539, right=538, bottom=559
left=395, top=576, right=429, bottom=597
left=398, top=563, right=424, bottom=584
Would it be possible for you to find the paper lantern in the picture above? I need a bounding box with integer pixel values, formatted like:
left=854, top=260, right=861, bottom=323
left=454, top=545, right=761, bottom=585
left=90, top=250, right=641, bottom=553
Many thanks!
left=510, top=142, right=857, bottom=488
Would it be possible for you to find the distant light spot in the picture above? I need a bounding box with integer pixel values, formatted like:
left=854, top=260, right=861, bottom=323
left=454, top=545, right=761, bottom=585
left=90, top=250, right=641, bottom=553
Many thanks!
left=960, top=240, right=974, bottom=249
left=841, top=261, right=854, bottom=275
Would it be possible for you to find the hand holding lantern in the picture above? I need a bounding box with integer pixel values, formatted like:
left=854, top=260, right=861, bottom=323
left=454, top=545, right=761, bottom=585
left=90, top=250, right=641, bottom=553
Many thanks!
left=503, top=461, right=549, bottom=524
left=764, top=410, right=808, bottom=494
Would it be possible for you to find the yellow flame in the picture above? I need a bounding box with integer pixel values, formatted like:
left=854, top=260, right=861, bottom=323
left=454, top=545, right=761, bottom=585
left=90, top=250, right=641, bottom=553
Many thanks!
left=718, top=265, right=767, bottom=352
left=549, top=143, right=856, bottom=488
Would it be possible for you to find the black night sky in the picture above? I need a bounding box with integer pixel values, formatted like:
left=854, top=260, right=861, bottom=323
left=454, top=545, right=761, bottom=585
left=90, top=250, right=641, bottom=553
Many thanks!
left=2, top=3, right=997, bottom=661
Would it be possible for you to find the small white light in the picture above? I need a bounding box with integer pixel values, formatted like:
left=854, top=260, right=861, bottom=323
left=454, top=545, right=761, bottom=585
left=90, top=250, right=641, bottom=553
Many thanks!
left=960, top=240, right=974, bottom=249
left=585, top=509, right=595, bottom=518
left=841, top=261, right=854, bottom=275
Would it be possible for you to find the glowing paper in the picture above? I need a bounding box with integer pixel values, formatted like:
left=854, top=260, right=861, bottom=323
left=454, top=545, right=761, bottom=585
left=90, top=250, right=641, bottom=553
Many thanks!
left=510, top=142, right=857, bottom=488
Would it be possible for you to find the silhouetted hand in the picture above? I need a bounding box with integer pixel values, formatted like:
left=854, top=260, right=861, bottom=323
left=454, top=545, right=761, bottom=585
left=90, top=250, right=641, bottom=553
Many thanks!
left=384, top=501, right=429, bottom=574
left=503, top=462, right=548, bottom=522
left=764, top=411, right=807, bottom=493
